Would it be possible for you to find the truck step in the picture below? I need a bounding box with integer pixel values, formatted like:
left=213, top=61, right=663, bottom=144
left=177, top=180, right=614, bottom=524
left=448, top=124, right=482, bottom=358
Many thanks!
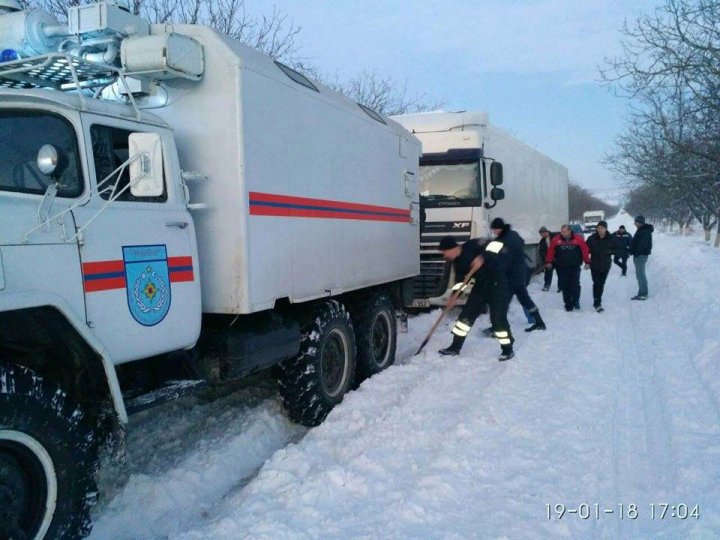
left=125, top=379, right=208, bottom=415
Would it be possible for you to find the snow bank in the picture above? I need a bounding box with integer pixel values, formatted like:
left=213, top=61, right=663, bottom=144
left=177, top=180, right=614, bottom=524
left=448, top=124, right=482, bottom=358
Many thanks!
left=94, top=216, right=720, bottom=539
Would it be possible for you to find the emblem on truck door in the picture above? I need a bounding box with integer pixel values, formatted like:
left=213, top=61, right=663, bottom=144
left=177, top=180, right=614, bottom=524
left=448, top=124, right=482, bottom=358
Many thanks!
left=123, top=245, right=172, bottom=326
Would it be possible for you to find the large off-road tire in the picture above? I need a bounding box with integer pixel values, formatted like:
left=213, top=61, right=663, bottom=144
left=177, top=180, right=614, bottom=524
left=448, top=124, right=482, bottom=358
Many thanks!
left=352, top=293, right=397, bottom=383
left=0, top=364, right=98, bottom=540
left=276, top=300, right=356, bottom=427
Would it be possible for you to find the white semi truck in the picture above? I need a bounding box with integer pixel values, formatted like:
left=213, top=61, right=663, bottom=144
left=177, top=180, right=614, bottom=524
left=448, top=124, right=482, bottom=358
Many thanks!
left=392, top=111, right=568, bottom=308
left=583, top=209, right=606, bottom=232
left=0, top=2, right=420, bottom=537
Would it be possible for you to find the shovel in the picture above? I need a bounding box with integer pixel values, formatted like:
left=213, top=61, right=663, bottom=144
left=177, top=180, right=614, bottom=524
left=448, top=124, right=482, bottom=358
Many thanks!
left=414, top=268, right=479, bottom=356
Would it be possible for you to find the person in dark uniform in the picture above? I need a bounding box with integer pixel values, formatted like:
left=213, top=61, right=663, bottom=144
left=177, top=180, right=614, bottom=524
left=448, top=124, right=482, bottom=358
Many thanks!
left=585, top=220, right=614, bottom=311
left=490, top=218, right=546, bottom=332
left=437, top=235, right=515, bottom=361
left=545, top=224, right=590, bottom=311
left=612, top=225, right=632, bottom=276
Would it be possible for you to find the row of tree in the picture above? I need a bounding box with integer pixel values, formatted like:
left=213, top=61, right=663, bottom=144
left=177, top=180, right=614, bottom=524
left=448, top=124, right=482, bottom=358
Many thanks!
left=19, top=0, right=439, bottom=115
left=568, top=182, right=620, bottom=222
left=602, top=0, right=720, bottom=246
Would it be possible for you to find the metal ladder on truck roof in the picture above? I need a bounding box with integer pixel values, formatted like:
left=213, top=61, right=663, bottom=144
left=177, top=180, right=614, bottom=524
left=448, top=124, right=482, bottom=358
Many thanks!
left=0, top=53, right=141, bottom=119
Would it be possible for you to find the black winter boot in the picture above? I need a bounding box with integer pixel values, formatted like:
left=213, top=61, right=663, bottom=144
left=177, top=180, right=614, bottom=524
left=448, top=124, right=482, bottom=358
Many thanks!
left=439, top=334, right=466, bottom=356
left=525, top=312, right=546, bottom=332
left=499, top=346, right=515, bottom=361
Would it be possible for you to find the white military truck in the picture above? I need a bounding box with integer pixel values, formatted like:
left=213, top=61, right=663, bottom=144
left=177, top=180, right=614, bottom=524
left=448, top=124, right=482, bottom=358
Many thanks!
left=392, top=111, right=568, bottom=308
left=0, top=2, right=420, bottom=537
left=583, top=209, right=606, bottom=233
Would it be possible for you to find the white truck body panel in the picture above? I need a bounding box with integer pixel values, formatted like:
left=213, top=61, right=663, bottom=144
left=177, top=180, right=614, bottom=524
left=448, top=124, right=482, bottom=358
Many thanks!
left=150, top=25, right=420, bottom=314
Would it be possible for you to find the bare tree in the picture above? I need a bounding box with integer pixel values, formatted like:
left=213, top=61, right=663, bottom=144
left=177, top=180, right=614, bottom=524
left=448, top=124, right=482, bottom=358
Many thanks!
left=326, top=69, right=442, bottom=116
left=567, top=182, right=620, bottom=221
left=601, top=0, right=720, bottom=246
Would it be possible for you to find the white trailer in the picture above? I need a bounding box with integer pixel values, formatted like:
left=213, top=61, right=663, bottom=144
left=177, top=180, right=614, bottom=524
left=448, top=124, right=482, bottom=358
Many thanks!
left=0, top=2, right=419, bottom=537
left=392, top=110, right=568, bottom=307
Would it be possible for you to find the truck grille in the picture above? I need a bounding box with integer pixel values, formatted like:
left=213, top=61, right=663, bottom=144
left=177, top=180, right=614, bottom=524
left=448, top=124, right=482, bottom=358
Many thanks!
left=414, top=222, right=471, bottom=299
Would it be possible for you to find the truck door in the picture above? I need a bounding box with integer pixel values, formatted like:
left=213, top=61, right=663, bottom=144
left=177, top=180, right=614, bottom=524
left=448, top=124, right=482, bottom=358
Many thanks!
left=72, top=117, right=201, bottom=364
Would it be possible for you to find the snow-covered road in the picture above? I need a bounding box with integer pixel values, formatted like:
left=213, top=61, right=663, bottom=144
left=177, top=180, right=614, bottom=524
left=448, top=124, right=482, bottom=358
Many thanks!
left=91, top=214, right=720, bottom=540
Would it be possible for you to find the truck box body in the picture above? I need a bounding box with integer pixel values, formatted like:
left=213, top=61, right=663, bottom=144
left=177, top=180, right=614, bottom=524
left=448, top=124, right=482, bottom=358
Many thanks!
left=152, top=26, right=421, bottom=314
left=393, top=111, right=568, bottom=306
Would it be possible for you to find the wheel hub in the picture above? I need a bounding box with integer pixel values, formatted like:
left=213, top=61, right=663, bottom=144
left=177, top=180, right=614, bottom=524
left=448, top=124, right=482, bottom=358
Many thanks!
left=371, top=312, right=391, bottom=367
left=320, top=329, right=349, bottom=398
left=0, top=434, right=55, bottom=540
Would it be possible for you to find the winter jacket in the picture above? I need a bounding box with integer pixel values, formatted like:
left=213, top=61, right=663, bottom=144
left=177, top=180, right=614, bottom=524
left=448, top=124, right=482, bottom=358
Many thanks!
left=586, top=231, right=615, bottom=272
left=453, top=238, right=511, bottom=291
left=612, top=231, right=632, bottom=255
left=629, top=224, right=654, bottom=256
left=494, top=225, right=528, bottom=287
left=453, top=239, right=484, bottom=281
left=545, top=232, right=590, bottom=268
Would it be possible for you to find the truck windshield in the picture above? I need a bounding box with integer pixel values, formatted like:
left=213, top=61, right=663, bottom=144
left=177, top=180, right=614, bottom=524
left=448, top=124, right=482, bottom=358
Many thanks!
left=0, top=111, right=82, bottom=197
left=584, top=214, right=603, bottom=222
left=420, top=162, right=480, bottom=200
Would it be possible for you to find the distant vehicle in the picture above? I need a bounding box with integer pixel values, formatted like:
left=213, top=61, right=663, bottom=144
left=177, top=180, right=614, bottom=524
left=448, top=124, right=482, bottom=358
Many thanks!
left=570, top=223, right=585, bottom=238
left=583, top=210, right=605, bottom=232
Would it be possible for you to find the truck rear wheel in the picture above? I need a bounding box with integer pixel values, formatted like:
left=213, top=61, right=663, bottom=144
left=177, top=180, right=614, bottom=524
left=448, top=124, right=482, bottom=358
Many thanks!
left=0, top=364, right=98, bottom=540
left=353, top=293, right=397, bottom=383
left=276, top=300, right=356, bottom=427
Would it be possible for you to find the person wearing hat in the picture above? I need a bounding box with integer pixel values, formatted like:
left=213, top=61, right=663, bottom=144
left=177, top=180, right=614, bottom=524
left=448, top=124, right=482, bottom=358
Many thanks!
left=612, top=225, right=633, bottom=276
left=437, top=235, right=515, bottom=361
left=489, top=218, right=547, bottom=332
left=545, top=224, right=591, bottom=311
left=537, top=226, right=556, bottom=291
left=628, top=215, right=654, bottom=300
left=585, top=220, right=614, bottom=311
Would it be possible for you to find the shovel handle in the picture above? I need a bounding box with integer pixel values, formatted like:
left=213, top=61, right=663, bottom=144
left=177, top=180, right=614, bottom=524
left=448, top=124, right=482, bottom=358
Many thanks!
left=414, top=266, right=479, bottom=356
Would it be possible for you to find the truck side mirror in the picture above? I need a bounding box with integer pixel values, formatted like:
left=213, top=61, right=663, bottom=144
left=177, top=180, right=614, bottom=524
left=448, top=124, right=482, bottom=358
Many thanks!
left=490, top=162, right=503, bottom=186
left=129, top=132, right=164, bottom=197
left=491, top=187, right=505, bottom=201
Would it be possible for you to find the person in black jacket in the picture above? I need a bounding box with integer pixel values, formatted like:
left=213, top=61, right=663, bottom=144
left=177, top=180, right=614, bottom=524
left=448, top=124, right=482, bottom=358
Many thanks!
left=437, top=236, right=515, bottom=361
left=490, top=218, right=546, bottom=332
left=537, top=226, right=555, bottom=291
left=612, top=225, right=632, bottom=276
left=629, top=215, right=654, bottom=300
left=585, top=220, right=614, bottom=311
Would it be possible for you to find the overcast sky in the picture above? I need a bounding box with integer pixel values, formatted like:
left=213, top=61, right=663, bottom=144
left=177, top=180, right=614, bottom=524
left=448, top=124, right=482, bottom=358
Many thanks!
left=248, top=0, right=662, bottom=196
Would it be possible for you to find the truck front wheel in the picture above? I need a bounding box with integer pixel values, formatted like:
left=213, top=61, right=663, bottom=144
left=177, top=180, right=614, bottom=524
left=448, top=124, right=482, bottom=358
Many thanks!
left=277, top=300, right=356, bottom=426
left=0, top=364, right=98, bottom=540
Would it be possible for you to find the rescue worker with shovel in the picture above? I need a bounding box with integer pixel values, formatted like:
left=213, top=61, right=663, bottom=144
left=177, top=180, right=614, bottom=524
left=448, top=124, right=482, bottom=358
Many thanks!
left=437, top=236, right=515, bottom=361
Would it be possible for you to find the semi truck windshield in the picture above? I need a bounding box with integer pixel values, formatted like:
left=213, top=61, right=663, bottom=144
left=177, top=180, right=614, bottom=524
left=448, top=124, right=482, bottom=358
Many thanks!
left=420, top=162, right=480, bottom=200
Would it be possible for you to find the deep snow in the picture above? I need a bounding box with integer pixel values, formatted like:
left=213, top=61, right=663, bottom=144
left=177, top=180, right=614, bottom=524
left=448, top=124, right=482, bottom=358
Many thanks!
left=91, top=212, right=720, bottom=540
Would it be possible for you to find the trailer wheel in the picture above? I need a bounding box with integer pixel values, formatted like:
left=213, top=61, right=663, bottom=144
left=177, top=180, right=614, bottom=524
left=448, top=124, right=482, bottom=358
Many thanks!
left=0, top=364, right=98, bottom=540
left=353, top=293, right=397, bottom=383
left=276, top=300, right=356, bottom=427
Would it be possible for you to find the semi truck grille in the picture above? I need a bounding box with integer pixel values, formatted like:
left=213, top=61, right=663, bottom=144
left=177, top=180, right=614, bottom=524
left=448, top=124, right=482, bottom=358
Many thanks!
left=414, top=223, right=471, bottom=299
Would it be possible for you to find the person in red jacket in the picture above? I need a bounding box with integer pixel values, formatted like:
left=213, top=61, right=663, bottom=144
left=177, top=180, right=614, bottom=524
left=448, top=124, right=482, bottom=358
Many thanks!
left=545, top=224, right=590, bottom=311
